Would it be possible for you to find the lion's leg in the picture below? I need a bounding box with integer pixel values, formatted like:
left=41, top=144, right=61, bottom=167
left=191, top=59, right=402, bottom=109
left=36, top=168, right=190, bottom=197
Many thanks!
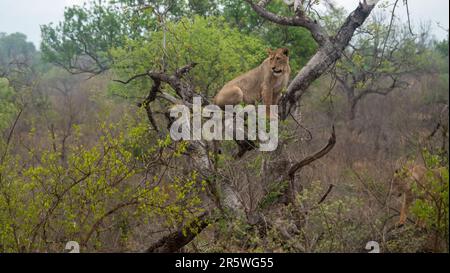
left=262, top=88, right=274, bottom=118
left=214, top=86, right=244, bottom=108
left=397, top=193, right=408, bottom=227
left=267, top=93, right=281, bottom=120
left=397, top=191, right=414, bottom=227
left=272, top=93, right=282, bottom=117
left=272, top=93, right=281, bottom=105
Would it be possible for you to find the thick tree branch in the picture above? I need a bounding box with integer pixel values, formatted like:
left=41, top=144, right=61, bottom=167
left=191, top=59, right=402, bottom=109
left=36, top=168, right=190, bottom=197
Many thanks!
left=145, top=212, right=210, bottom=253
left=278, top=0, right=379, bottom=120
left=114, top=63, right=198, bottom=104
left=334, top=1, right=380, bottom=50
left=233, top=0, right=377, bottom=158
left=244, top=0, right=329, bottom=45
left=139, top=78, right=161, bottom=131
left=130, top=63, right=245, bottom=253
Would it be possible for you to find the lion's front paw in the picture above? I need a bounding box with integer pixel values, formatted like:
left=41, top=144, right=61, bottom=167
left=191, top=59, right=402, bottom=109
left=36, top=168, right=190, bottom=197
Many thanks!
left=269, top=112, right=279, bottom=121
left=395, top=220, right=405, bottom=228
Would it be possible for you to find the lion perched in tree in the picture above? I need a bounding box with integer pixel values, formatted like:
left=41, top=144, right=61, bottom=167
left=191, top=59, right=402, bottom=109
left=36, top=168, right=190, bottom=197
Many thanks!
left=213, top=47, right=291, bottom=118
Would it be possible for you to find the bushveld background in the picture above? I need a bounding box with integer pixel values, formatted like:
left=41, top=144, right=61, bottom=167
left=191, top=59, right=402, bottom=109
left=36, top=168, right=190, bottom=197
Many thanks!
left=0, top=0, right=448, bottom=253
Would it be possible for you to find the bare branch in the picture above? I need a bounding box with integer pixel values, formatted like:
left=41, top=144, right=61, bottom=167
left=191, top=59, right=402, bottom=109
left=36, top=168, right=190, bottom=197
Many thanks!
left=404, top=0, right=414, bottom=35
left=175, top=62, right=198, bottom=77
left=113, top=72, right=149, bottom=84
left=114, top=62, right=198, bottom=103
left=141, top=78, right=161, bottom=131
left=354, top=78, right=408, bottom=102
left=244, top=0, right=329, bottom=45
left=288, top=126, right=336, bottom=178
left=318, top=184, right=334, bottom=204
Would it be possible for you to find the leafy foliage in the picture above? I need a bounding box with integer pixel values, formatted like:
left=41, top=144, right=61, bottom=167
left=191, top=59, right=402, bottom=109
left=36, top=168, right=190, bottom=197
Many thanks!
left=0, top=0, right=448, bottom=254
left=0, top=33, right=38, bottom=88
left=0, top=78, right=17, bottom=132
left=41, top=1, right=154, bottom=75
left=410, top=151, right=449, bottom=247
left=0, top=116, right=205, bottom=252
left=111, top=16, right=268, bottom=98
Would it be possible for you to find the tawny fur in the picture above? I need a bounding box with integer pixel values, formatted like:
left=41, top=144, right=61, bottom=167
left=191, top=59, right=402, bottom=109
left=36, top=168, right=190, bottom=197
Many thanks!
left=213, top=48, right=291, bottom=118
left=392, top=164, right=445, bottom=227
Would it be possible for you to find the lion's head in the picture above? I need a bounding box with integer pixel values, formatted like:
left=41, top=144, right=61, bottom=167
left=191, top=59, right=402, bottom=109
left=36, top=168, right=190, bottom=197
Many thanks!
left=392, top=167, right=409, bottom=197
left=267, top=48, right=289, bottom=77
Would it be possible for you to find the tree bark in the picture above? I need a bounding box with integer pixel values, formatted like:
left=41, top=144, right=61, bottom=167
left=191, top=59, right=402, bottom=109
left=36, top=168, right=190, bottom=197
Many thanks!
left=145, top=212, right=210, bottom=253
left=132, top=0, right=380, bottom=253
left=278, top=1, right=379, bottom=119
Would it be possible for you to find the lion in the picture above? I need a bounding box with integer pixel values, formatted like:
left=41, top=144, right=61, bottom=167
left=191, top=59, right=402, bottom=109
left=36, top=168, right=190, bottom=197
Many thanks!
left=213, top=47, right=291, bottom=118
left=392, top=163, right=446, bottom=227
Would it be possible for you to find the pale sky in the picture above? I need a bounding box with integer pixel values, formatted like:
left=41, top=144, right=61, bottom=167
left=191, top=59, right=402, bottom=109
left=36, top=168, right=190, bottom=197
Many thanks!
left=0, top=0, right=448, bottom=48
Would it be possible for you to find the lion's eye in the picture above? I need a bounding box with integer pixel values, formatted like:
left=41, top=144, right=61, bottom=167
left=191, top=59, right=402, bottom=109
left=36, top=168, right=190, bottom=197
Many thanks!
left=276, top=57, right=281, bottom=60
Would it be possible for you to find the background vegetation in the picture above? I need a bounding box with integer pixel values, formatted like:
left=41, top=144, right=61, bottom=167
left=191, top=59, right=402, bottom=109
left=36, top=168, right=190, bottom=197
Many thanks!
left=0, top=0, right=448, bottom=253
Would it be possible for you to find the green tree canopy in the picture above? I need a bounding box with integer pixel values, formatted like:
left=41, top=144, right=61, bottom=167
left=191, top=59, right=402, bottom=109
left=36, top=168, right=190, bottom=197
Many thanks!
left=40, top=1, right=154, bottom=75
left=111, top=16, right=268, bottom=99
left=0, top=33, right=38, bottom=86
left=0, top=78, right=17, bottom=132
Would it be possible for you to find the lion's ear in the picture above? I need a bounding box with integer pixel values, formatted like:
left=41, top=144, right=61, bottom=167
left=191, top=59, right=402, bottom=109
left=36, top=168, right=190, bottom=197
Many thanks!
left=267, top=48, right=274, bottom=56
left=282, top=48, right=289, bottom=56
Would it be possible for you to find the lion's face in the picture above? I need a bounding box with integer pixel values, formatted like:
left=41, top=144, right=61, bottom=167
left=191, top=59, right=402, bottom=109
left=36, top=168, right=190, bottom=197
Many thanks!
left=392, top=169, right=406, bottom=197
left=392, top=167, right=410, bottom=197
left=268, top=48, right=289, bottom=77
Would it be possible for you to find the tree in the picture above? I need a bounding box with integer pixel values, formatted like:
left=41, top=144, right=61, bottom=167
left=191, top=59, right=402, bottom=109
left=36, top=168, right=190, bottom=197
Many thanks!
left=0, top=33, right=39, bottom=156
left=435, top=39, right=449, bottom=58
left=111, top=0, right=381, bottom=252
left=1, top=0, right=446, bottom=254
left=0, top=78, right=17, bottom=132
left=0, top=33, right=37, bottom=89
left=40, top=0, right=225, bottom=76
left=40, top=1, right=154, bottom=76
left=0, top=115, right=207, bottom=252
left=332, top=13, right=432, bottom=121
left=111, top=16, right=268, bottom=99
left=40, top=0, right=319, bottom=77
left=221, top=0, right=318, bottom=71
